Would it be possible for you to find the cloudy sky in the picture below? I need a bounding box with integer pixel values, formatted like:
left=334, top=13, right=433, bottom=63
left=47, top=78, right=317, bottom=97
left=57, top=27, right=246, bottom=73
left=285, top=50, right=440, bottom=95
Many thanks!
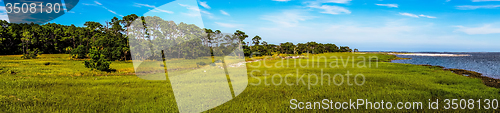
left=1, top=0, right=499, bottom=52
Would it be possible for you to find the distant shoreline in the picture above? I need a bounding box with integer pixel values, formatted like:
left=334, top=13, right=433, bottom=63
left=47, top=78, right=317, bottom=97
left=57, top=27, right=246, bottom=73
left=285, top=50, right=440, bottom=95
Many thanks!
left=419, top=64, right=500, bottom=88
left=387, top=53, right=471, bottom=57
left=387, top=53, right=500, bottom=88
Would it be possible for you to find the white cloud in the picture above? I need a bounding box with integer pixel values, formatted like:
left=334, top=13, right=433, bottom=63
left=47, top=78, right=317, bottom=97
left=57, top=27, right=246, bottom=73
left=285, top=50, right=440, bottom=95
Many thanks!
left=303, top=0, right=351, bottom=6
left=261, top=10, right=315, bottom=27
left=419, top=14, right=436, bottom=18
left=102, top=6, right=123, bottom=17
left=305, top=0, right=351, bottom=15
left=199, top=1, right=211, bottom=9
left=202, top=10, right=212, bottom=15
left=472, top=0, right=500, bottom=2
left=61, top=4, right=74, bottom=13
left=250, top=17, right=498, bottom=51
left=81, top=3, right=98, bottom=6
left=321, top=0, right=352, bottom=4
left=179, top=3, right=196, bottom=10
left=179, top=3, right=214, bottom=18
left=135, top=3, right=174, bottom=14
left=456, top=5, right=500, bottom=10
left=134, top=3, right=156, bottom=8
left=215, top=22, right=243, bottom=28
left=96, top=1, right=122, bottom=17
left=399, top=12, right=436, bottom=18
left=0, top=12, right=9, bottom=22
left=94, top=1, right=102, bottom=5
left=455, top=24, right=500, bottom=34
left=375, top=4, right=398, bottom=8
left=399, top=12, right=419, bottom=18
left=220, top=10, right=230, bottom=16
left=273, top=0, right=291, bottom=1
left=81, top=1, right=123, bottom=17
left=324, top=24, right=415, bottom=37
left=310, top=5, right=351, bottom=14
left=255, top=20, right=443, bottom=49
left=82, top=1, right=101, bottom=6
left=446, top=0, right=451, bottom=2
left=178, top=3, right=207, bottom=14
left=306, top=5, right=350, bottom=15
left=150, top=9, right=174, bottom=14
left=0, top=6, right=5, bottom=12
left=106, top=9, right=116, bottom=14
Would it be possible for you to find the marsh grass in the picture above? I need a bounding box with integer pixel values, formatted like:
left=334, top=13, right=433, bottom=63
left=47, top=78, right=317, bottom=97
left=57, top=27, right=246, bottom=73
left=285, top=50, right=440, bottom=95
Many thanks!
left=0, top=53, right=499, bottom=112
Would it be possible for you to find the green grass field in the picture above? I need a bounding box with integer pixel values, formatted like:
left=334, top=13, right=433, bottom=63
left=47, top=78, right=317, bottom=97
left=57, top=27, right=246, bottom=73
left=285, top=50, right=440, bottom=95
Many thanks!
left=1, top=53, right=499, bottom=112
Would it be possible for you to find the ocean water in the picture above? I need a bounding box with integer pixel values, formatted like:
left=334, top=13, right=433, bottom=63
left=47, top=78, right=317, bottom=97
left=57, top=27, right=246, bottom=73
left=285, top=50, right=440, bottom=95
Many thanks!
left=391, top=52, right=500, bottom=79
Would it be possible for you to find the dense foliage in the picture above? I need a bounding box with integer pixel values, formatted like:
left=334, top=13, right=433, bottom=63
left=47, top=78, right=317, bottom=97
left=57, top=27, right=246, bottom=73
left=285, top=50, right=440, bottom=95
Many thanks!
left=0, top=14, right=354, bottom=60
left=71, top=45, right=87, bottom=59
left=20, top=48, right=40, bottom=59
left=84, top=47, right=111, bottom=71
left=0, top=16, right=132, bottom=61
left=127, top=16, right=241, bottom=61
left=243, top=39, right=353, bottom=57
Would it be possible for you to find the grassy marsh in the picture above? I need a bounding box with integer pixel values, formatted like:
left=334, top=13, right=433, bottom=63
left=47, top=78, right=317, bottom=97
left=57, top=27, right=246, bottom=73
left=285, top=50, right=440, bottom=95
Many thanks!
left=0, top=53, right=499, bottom=112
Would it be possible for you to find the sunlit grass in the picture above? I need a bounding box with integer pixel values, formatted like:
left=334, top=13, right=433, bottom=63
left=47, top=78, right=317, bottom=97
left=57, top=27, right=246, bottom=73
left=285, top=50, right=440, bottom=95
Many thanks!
left=0, top=53, right=499, bottom=112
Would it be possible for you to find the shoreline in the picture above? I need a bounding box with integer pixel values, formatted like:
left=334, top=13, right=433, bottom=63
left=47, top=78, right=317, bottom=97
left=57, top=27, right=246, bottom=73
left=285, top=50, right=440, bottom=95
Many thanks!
left=387, top=52, right=471, bottom=57
left=386, top=53, right=500, bottom=88
left=419, top=64, right=500, bottom=88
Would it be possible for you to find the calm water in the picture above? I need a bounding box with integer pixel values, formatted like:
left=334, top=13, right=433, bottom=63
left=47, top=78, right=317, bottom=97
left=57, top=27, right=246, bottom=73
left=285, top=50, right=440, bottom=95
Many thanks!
left=391, top=52, right=500, bottom=79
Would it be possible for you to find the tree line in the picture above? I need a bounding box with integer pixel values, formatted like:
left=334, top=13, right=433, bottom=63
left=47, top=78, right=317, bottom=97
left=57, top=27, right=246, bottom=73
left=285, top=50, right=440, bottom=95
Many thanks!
left=242, top=38, right=355, bottom=57
left=0, top=16, right=131, bottom=61
left=0, top=14, right=355, bottom=70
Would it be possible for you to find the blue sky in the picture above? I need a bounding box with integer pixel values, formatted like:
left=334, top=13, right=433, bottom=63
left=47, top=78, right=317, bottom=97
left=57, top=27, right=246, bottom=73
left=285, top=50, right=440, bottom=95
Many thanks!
left=1, top=0, right=500, bottom=52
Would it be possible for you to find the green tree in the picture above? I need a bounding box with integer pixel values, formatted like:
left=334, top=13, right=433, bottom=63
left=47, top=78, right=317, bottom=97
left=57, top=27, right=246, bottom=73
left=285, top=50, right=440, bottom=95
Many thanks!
left=324, top=43, right=338, bottom=52
left=252, top=35, right=261, bottom=46
left=234, top=30, right=249, bottom=56
left=339, top=46, right=352, bottom=52
left=84, top=47, right=111, bottom=71
left=280, top=42, right=295, bottom=54
left=0, top=14, right=356, bottom=60
left=234, top=30, right=248, bottom=45
left=296, top=43, right=307, bottom=54
left=71, top=45, right=87, bottom=59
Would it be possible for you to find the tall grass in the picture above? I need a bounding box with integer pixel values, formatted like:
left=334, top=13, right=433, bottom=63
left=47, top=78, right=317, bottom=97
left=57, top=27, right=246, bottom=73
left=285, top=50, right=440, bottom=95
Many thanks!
left=0, top=53, right=498, bottom=112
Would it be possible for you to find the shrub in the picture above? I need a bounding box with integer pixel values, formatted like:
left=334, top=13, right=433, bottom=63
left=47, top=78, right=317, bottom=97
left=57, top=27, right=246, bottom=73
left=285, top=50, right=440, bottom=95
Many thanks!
left=64, top=47, right=73, bottom=54
left=71, top=45, right=87, bottom=59
left=196, top=62, right=207, bottom=67
left=21, top=48, right=41, bottom=59
left=84, top=47, right=111, bottom=71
